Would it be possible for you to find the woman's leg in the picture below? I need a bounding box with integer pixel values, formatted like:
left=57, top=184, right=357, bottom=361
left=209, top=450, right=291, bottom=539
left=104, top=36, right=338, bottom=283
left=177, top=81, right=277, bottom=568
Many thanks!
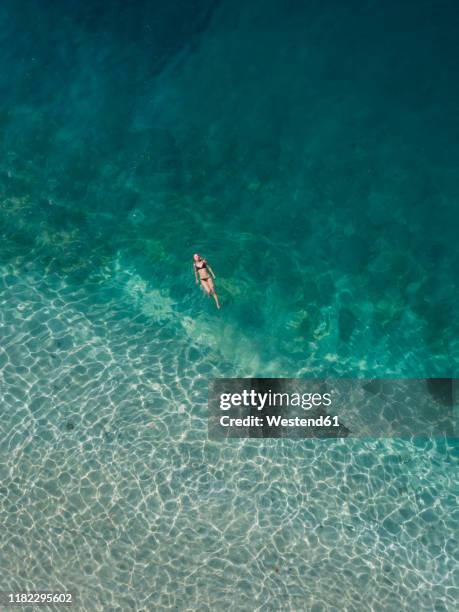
left=200, top=279, right=212, bottom=295
left=207, top=277, right=220, bottom=309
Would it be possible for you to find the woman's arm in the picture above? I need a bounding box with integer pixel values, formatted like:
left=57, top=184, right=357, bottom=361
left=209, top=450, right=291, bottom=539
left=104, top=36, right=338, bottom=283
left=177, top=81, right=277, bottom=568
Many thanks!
left=193, top=264, right=199, bottom=283
left=207, top=265, right=216, bottom=279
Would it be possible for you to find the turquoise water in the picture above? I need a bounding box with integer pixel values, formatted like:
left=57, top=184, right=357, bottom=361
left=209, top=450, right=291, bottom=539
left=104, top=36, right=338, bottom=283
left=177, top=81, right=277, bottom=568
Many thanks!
left=0, top=0, right=458, bottom=609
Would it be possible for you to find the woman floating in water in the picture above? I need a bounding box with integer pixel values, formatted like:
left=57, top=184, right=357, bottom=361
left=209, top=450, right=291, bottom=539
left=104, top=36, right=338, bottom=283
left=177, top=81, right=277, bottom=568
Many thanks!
left=193, top=253, right=220, bottom=309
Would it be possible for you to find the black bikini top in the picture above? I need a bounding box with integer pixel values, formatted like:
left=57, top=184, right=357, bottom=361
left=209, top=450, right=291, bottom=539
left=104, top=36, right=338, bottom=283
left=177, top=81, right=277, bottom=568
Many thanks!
left=195, top=259, right=207, bottom=270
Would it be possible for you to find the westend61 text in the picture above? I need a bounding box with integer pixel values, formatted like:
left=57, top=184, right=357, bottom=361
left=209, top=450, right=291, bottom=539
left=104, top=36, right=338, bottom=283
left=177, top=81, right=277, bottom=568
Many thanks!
left=220, top=415, right=340, bottom=427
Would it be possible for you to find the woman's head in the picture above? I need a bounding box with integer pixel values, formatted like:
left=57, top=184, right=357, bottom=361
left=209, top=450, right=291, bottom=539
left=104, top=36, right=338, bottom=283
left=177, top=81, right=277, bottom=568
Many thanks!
left=193, top=253, right=202, bottom=262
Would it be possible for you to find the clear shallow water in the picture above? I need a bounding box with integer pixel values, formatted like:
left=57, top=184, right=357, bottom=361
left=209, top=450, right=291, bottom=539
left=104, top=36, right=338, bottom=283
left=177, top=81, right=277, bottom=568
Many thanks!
left=0, top=0, right=458, bottom=610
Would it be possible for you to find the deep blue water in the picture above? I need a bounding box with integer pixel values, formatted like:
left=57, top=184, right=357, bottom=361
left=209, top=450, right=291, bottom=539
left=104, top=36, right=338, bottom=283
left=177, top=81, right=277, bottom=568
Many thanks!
left=0, top=1, right=457, bottom=609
